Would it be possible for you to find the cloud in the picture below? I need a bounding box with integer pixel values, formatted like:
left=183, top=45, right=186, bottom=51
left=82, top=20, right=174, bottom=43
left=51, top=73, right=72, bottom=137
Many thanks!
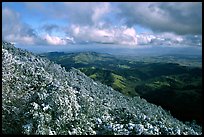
left=116, top=2, right=202, bottom=35
left=91, top=2, right=110, bottom=24
left=181, top=35, right=202, bottom=47
left=4, top=34, right=36, bottom=45
left=62, top=2, right=111, bottom=26
left=2, top=3, right=202, bottom=48
left=43, top=34, right=74, bottom=45
left=43, top=34, right=65, bottom=45
left=2, top=7, right=73, bottom=46
left=136, top=32, right=201, bottom=47
left=69, top=25, right=137, bottom=46
left=69, top=24, right=202, bottom=47
left=2, top=7, right=37, bottom=45
left=41, top=24, right=60, bottom=34
left=23, top=2, right=111, bottom=26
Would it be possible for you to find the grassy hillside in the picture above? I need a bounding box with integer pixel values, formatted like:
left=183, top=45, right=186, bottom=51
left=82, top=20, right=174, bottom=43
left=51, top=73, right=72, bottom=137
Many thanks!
left=40, top=51, right=202, bottom=125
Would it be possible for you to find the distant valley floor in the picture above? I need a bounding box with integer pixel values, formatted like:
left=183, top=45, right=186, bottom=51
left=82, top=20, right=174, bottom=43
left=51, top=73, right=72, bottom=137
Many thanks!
left=40, top=51, right=202, bottom=125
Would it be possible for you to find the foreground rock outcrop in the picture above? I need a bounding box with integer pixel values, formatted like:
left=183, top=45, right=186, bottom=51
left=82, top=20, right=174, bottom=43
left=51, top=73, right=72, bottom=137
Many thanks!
left=2, top=41, right=202, bottom=135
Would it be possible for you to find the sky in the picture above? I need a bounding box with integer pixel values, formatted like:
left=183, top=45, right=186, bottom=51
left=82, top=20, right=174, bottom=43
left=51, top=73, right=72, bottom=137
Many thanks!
left=2, top=2, right=202, bottom=54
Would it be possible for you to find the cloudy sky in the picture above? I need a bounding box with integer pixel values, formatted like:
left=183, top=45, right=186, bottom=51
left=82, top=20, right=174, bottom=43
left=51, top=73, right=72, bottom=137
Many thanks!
left=2, top=2, right=202, bottom=53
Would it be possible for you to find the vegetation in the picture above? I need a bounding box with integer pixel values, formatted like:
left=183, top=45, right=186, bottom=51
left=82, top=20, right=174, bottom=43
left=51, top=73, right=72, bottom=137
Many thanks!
left=41, top=51, right=202, bottom=125
left=2, top=42, right=202, bottom=135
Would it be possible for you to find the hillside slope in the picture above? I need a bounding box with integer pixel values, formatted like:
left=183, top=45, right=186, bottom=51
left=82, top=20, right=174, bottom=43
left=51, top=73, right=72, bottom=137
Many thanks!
left=41, top=51, right=202, bottom=124
left=2, top=41, right=202, bottom=135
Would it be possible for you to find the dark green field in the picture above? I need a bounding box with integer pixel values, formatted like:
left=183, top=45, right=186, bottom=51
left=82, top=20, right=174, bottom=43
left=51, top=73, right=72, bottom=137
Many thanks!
left=40, top=51, right=202, bottom=125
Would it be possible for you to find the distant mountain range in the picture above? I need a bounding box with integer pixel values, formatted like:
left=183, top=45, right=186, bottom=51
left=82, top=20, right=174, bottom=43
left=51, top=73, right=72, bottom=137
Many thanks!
left=2, top=41, right=202, bottom=135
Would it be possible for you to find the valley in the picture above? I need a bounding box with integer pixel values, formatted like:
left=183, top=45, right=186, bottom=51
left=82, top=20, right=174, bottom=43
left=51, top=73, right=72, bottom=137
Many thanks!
left=40, top=51, right=202, bottom=125
left=2, top=41, right=202, bottom=135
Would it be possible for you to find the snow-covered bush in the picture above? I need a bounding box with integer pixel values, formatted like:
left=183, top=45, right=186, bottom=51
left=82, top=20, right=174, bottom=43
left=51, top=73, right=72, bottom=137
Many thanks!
left=2, top=41, right=202, bottom=135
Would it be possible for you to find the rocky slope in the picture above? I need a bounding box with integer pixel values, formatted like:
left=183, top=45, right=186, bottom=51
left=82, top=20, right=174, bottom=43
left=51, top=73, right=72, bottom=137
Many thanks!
left=2, top=41, right=202, bottom=135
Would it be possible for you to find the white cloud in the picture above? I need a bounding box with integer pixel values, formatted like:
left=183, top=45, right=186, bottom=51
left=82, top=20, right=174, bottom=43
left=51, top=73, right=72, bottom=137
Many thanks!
left=135, top=32, right=202, bottom=47
left=2, top=7, right=74, bottom=46
left=70, top=25, right=137, bottom=46
left=44, top=34, right=66, bottom=45
left=136, top=34, right=156, bottom=45
left=2, top=7, right=37, bottom=45
left=2, top=3, right=201, bottom=48
left=116, top=2, right=202, bottom=35
left=23, top=2, right=112, bottom=27
left=159, top=32, right=184, bottom=42
left=92, top=2, right=110, bottom=24
left=4, top=34, right=36, bottom=45
left=43, top=34, right=74, bottom=46
left=67, top=2, right=112, bottom=25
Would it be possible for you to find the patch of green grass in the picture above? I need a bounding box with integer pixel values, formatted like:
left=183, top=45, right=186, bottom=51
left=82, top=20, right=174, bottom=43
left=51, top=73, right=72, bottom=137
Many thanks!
left=146, top=81, right=170, bottom=90
left=42, top=51, right=203, bottom=124
left=111, top=73, right=126, bottom=92
left=89, top=73, right=97, bottom=79
left=118, top=64, right=130, bottom=69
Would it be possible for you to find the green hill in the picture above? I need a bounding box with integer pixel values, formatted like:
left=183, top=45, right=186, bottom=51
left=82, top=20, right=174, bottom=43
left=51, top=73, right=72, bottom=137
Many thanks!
left=41, top=51, right=202, bottom=125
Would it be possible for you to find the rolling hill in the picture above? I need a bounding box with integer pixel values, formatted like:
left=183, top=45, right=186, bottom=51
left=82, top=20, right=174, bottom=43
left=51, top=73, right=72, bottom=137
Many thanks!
left=2, top=41, right=202, bottom=135
left=40, top=51, right=202, bottom=125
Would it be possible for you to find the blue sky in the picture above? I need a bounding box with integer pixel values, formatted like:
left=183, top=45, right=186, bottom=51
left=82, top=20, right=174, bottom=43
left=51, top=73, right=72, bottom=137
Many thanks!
left=2, top=2, right=202, bottom=53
